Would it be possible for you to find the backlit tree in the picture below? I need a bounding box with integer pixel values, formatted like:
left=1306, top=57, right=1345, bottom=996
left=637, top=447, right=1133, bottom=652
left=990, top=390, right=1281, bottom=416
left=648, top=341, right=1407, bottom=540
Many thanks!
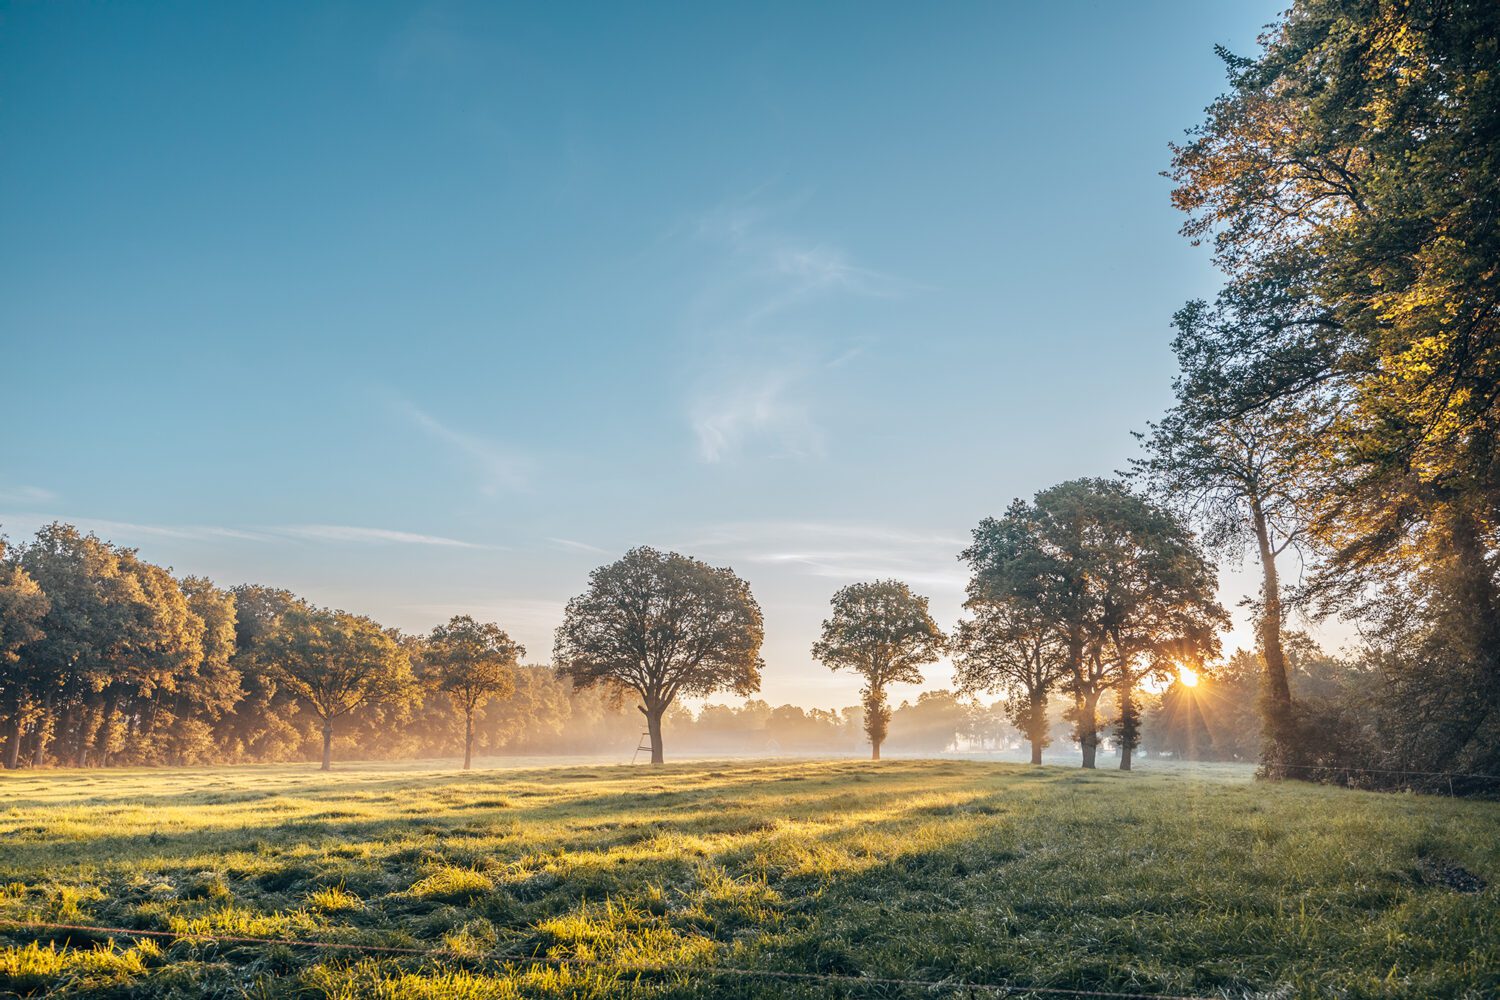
left=812, top=580, right=945, bottom=760
left=554, top=547, right=763, bottom=765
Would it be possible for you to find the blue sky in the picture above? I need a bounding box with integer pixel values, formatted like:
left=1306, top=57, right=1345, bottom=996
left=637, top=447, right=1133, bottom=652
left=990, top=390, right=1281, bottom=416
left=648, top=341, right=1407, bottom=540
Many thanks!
left=1, top=1, right=1289, bottom=707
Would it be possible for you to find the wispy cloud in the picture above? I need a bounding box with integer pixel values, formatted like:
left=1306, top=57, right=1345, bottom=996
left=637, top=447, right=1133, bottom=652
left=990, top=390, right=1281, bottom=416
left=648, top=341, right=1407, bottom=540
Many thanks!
left=680, top=191, right=910, bottom=463
left=689, top=520, right=968, bottom=592
left=391, top=398, right=532, bottom=495
left=273, top=524, right=498, bottom=550
left=547, top=537, right=608, bottom=555
left=0, top=485, right=57, bottom=504
left=0, top=512, right=497, bottom=551
left=690, top=367, right=822, bottom=463
left=0, top=514, right=272, bottom=543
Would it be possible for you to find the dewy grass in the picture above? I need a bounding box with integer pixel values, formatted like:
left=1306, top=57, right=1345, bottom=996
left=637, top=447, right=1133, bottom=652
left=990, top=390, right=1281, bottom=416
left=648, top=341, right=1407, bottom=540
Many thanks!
left=0, top=758, right=1496, bottom=998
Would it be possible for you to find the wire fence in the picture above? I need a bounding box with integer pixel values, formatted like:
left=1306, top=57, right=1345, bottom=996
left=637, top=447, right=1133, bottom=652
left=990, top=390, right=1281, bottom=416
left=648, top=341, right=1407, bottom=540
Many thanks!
left=0, top=917, right=1228, bottom=999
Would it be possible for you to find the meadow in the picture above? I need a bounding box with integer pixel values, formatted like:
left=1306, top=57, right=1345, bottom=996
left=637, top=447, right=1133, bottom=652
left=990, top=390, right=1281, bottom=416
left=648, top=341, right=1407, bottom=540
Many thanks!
left=0, top=758, right=1495, bottom=999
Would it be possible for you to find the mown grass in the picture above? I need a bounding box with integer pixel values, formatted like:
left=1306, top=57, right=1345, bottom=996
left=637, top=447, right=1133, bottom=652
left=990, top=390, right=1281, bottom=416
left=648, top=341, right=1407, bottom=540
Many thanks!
left=0, top=758, right=1495, bottom=998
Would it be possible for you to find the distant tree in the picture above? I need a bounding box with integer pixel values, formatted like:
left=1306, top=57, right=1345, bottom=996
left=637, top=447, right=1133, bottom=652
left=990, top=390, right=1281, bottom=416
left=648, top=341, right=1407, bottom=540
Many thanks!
left=553, top=547, right=763, bottom=765
left=261, top=606, right=414, bottom=770
left=0, top=537, right=50, bottom=769
left=811, top=580, right=945, bottom=760
left=765, top=704, right=844, bottom=752
left=963, top=480, right=1226, bottom=769
left=887, top=690, right=969, bottom=754
left=951, top=599, right=1067, bottom=764
left=479, top=665, right=584, bottom=754
left=426, top=615, right=523, bottom=769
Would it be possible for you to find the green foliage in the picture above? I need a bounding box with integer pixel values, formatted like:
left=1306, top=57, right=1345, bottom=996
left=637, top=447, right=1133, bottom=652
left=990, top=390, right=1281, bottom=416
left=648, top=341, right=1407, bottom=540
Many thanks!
left=1161, top=0, right=1500, bottom=784
left=426, top=617, right=522, bottom=714
left=1, top=760, right=1496, bottom=998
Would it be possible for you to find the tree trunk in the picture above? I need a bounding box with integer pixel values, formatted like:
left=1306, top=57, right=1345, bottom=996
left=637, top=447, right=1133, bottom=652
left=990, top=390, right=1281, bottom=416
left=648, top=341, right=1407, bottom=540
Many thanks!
left=32, top=691, right=54, bottom=768
left=463, top=709, right=474, bottom=770
left=1079, top=690, right=1100, bottom=769
left=3, top=712, right=21, bottom=770
left=643, top=704, right=665, bottom=766
left=1250, top=503, right=1293, bottom=768
left=320, top=721, right=333, bottom=771
left=74, top=701, right=97, bottom=768
left=1027, top=697, right=1045, bottom=765
left=1446, top=504, right=1500, bottom=690
left=95, top=691, right=119, bottom=767
left=871, top=738, right=881, bottom=761
left=1118, top=681, right=1135, bottom=771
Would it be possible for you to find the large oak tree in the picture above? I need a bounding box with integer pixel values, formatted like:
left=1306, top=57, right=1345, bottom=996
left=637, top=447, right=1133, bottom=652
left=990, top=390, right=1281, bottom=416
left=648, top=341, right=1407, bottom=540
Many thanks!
left=553, top=547, right=763, bottom=765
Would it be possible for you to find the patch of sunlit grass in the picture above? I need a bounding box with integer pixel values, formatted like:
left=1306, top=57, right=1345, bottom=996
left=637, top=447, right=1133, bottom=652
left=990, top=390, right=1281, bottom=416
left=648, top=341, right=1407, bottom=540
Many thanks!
left=306, top=884, right=364, bottom=914
left=406, top=865, right=495, bottom=905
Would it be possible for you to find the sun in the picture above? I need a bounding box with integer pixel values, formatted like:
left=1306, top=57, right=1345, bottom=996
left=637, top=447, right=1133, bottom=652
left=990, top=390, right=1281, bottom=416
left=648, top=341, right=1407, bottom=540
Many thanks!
left=1177, top=665, right=1200, bottom=687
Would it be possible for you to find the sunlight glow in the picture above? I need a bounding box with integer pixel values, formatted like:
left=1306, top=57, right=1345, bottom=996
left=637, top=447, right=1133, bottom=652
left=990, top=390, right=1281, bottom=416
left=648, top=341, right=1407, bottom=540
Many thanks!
left=1178, top=666, right=1200, bottom=687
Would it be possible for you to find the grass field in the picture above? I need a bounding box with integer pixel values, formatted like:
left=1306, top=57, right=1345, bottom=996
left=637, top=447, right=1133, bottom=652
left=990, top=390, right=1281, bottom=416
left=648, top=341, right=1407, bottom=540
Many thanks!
left=0, top=758, right=1496, bottom=999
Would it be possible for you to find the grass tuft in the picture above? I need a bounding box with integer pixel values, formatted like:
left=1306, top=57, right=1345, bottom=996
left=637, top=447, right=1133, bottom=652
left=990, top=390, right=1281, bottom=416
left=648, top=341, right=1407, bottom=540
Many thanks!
left=407, top=866, right=495, bottom=905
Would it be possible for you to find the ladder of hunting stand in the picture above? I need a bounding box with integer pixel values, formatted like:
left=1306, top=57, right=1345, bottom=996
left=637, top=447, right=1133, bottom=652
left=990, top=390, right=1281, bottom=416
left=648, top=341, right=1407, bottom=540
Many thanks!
left=631, top=731, right=652, bottom=765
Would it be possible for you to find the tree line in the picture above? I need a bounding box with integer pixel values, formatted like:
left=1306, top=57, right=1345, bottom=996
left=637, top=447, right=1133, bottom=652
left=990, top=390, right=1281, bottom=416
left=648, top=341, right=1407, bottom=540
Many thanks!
left=0, top=524, right=1024, bottom=768
left=0, top=507, right=1226, bottom=774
